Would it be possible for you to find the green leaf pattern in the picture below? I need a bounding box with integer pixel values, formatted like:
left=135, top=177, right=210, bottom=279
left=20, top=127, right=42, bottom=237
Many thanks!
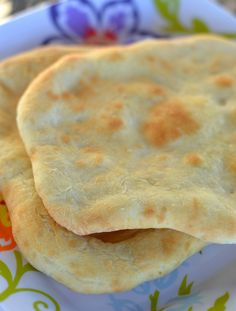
left=34, top=301, right=49, bottom=311
left=154, top=0, right=236, bottom=38
left=192, top=18, right=209, bottom=32
left=207, top=292, right=230, bottom=311
left=0, top=250, right=60, bottom=310
left=0, top=259, right=13, bottom=286
left=178, top=274, right=194, bottom=296
left=149, top=290, right=160, bottom=311
left=149, top=277, right=232, bottom=311
left=149, top=274, right=195, bottom=311
left=154, top=0, right=209, bottom=34
left=149, top=290, right=166, bottom=311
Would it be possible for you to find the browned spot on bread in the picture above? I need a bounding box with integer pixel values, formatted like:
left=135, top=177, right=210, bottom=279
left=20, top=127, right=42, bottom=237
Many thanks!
left=90, top=75, right=99, bottom=84
left=184, top=240, right=191, bottom=252
left=227, top=155, right=236, bottom=174
left=224, top=215, right=236, bottom=235
left=107, top=52, right=124, bottom=61
left=112, top=279, right=123, bottom=292
left=78, top=210, right=113, bottom=235
left=47, top=90, right=75, bottom=101
left=116, top=85, right=125, bottom=93
left=159, top=58, right=172, bottom=70
left=158, top=154, right=169, bottom=161
left=183, top=65, right=195, bottom=75
left=92, top=229, right=140, bottom=243
left=107, top=117, right=123, bottom=131
left=76, top=152, right=103, bottom=168
left=143, top=204, right=155, bottom=217
left=227, top=107, right=236, bottom=124
left=69, top=262, right=94, bottom=278
left=151, top=85, right=165, bottom=96
left=184, top=153, right=203, bottom=166
left=161, top=231, right=178, bottom=255
left=157, top=206, right=167, bottom=223
left=64, top=54, right=81, bottom=63
left=22, top=240, right=29, bottom=248
left=193, top=198, right=201, bottom=209
left=83, top=146, right=100, bottom=153
left=61, top=134, right=71, bottom=144
left=90, top=153, right=104, bottom=166
left=60, top=92, right=74, bottom=100
left=48, top=248, right=57, bottom=257
left=76, top=160, right=86, bottom=168
left=114, top=102, right=123, bottom=109
left=191, top=198, right=202, bottom=221
left=230, top=133, right=236, bottom=143
left=92, top=174, right=106, bottom=184
left=76, top=81, right=95, bottom=98
left=68, top=239, right=77, bottom=248
left=71, top=122, right=89, bottom=134
left=210, top=58, right=221, bottom=73
left=143, top=100, right=199, bottom=147
left=47, top=90, right=59, bottom=100
left=214, top=75, right=233, bottom=87
left=146, top=55, right=156, bottom=63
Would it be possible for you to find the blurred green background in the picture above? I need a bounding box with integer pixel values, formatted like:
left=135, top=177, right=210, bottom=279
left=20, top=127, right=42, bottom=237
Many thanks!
left=0, top=0, right=235, bottom=22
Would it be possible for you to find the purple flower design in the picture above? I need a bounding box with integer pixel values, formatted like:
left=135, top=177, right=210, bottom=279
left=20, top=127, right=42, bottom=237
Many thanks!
left=44, top=0, right=169, bottom=45
left=109, top=12, right=127, bottom=32
left=49, top=0, right=139, bottom=44
left=65, top=6, right=91, bottom=37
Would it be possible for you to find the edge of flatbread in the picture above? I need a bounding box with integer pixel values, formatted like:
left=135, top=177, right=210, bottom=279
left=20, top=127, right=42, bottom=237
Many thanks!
left=17, top=35, right=236, bottom=243
left=0, top=46, right=205, bottom=293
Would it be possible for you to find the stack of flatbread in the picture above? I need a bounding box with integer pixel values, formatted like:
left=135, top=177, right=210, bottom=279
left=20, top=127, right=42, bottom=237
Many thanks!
left=1, top=35, right=236, bottom=294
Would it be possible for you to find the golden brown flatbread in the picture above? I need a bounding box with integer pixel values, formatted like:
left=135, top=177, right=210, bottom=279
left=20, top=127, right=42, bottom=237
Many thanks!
left=0, top=46, right=204, bottom=293
left=17, top=36, right=236, bottom=243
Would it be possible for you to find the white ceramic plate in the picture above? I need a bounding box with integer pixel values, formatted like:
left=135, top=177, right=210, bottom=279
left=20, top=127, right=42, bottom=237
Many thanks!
left=1, top=1, right=236, bottom=310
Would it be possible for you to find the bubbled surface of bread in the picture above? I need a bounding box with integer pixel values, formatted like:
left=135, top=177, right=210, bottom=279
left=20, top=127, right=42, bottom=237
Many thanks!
left=0, top=46, right=205, bottom=294
left=17, top=36, right=236, bottom=242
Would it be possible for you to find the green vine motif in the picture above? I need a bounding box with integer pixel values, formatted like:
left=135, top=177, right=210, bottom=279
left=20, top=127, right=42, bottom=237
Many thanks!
left=149, top=274, right=195, bottom=311
left=154, top=0, right=209, bottom=34
left=34, top=301, right=49, bottom=311
left=149, top=290, right=165, bottom=311
left=0, top=250, right=60, bottom=310
left=207, top=292, right=229, bottom=311
left=154, top=0, right=236, bottom=38
left=149, top=289, right=159, bottom=311
left=178, top=274, right=194, bottom=296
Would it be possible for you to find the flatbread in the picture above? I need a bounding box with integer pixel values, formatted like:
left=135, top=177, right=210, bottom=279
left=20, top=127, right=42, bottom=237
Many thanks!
left=17, top=35, right=236, bottom=243
left=0, top=46, right=204, bottom=293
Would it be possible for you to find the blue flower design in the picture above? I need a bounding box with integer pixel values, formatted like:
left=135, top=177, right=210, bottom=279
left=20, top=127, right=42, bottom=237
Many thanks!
left=108, top=12, right=127, bottom=31
left=65, top=6, right=91, bottom=37
left=44, top=0, right=168, bottom=44
left=46, top=0, right=139, bottom=44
